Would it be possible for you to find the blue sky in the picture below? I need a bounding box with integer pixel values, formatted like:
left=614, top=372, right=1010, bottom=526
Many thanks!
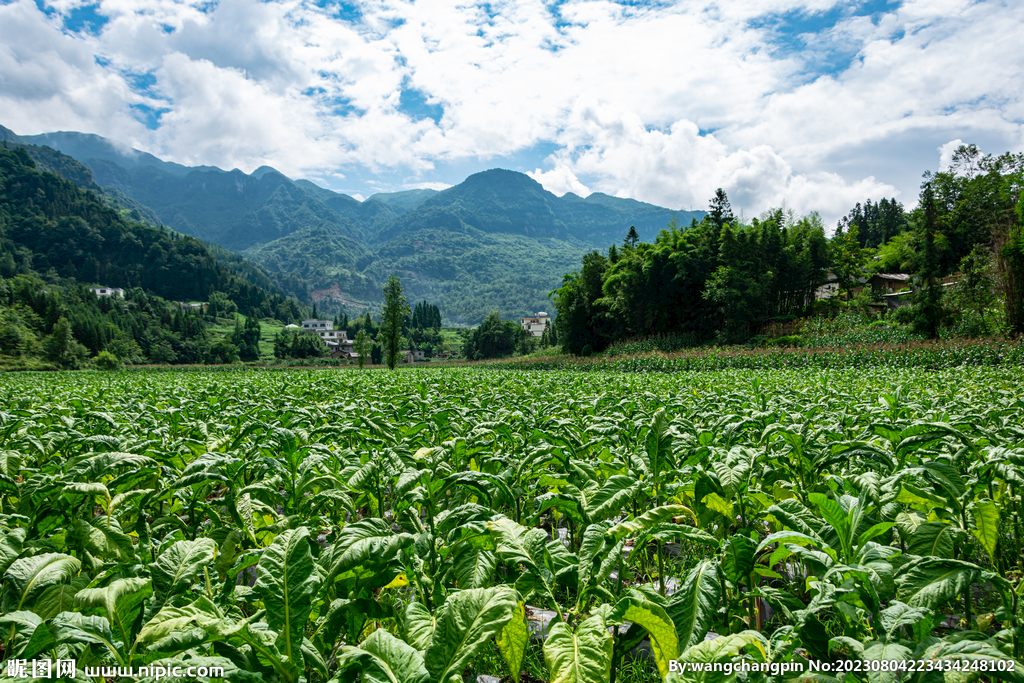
left=1, top=0, right=1022, bottom=225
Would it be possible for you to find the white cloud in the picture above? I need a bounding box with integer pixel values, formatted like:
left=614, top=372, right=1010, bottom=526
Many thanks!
left=528, top=166, right=590, bottom=197
left=0, top=0, right=1020, bottom=221
left=938, top=139, right=964, bottom=172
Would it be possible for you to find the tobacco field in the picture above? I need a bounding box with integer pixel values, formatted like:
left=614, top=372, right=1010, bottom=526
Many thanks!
left=2, top=365, right=1024, bottom=683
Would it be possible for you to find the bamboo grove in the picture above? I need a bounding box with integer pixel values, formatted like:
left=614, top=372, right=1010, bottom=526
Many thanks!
left=1, top=365, right=1024, bottom=682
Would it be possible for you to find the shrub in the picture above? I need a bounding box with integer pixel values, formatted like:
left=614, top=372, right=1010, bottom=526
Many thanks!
left=93, top=350, right=122, bottom=370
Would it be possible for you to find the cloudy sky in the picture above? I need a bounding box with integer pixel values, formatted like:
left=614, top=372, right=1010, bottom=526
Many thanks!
left=1, top=0, right=1022, bottom=224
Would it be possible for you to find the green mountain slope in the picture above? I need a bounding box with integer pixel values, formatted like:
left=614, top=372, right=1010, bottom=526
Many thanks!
left=243, top=223, right=377, bottom=299
left=365, top=225, right=590, bottom=324
left=294, top=180, right=400, bottom=242
left=0, top=145, right=305, bottom=321
left=20, top=129, right=224, bottom=176
left=3, top=126, right=705, bottom=323
left=366, top=188, right=439, bottom=214
left=372, top=169, right=701, bottom=246
left=89, top=162, right=370, bottom=254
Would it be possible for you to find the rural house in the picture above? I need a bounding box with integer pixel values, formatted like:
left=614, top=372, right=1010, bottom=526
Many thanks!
left=520, top=312, right=551, bottom=337
left=89, top=286, right=125, bottom=298
left=869, top=273, right=912, bottom=294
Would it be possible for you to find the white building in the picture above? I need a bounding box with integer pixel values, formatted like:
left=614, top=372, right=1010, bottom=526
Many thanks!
left=301, top=319, right=350, bottom=345
left=520, top=312, right=551, bottom=337
left=90, top=287, right=125, bottom=298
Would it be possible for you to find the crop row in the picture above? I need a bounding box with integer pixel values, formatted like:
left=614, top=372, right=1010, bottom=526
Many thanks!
left=1, top=367, right=1023, bottom=682
left=486, top=338, right=1024, bottom=373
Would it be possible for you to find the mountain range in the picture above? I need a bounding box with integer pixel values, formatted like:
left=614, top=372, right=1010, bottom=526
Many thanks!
left=1, top=125, right=704, bottom=323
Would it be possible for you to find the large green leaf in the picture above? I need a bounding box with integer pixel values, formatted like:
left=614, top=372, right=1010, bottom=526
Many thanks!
left=808, top=493, right=851, bottom=557
left=878, top=601, right=932, bottom=643
left=907, top=522, right=961, bottom=558
left=611, top=594, right=679, bottom=678
left=404, top=600, right=436, bottom=651
left=544, top=611, right=613, bottom=683
left=2, top=552, right=81, bottom=613
left=645, top=408, right=674, bottom=477
left=361, top=628, right=430, bottom=683
left=423, top=586, right=518, bottom=683
left=488, top=518, right=546, bottom=570
left=496, top=601, right=530, bottom=683
left=969, top=499, right=1000, bottom=562
left=150, top=538, right=217, bottom=605
left=669, top=560, right=721, bottom=650
left=75, top=577, right=153, bottom=647
left=586, top=475, right=638, bottom=520
left=136, top=596, right=229, bottom=648
left=0, top=527, right=26, bottom=575
left=912, top=635, right=1024, bottom=683
left=721, top=536, right=756, bottom=587
left=329, top=519, right=415, bottom=581
left=50, top=611, right=125, bottom=665
left=576, top=522, right=617, bottom=594
left=669, top=631, right=765, bottom=683
left=34, top=575, right=88, bottom=619
left=896, top=558, right=983, bottom=609
left=255, top=526, right=320, bottom=667
left=67, top=451, right=159, bottom=480
left=606, top=505, right=694, bottom=540
left=0, top=610, right=55, bottom=659
left=450, top=543, right=496, bottom=589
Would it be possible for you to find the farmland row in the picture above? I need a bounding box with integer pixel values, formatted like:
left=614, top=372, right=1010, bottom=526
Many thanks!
left=1, top=366, right=1023, bottom=682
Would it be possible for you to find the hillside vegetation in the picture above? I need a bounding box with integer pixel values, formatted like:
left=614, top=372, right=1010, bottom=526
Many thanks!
left=3, top=126, right=703, bottom=323
left=0, top=144, right=308, bottom=367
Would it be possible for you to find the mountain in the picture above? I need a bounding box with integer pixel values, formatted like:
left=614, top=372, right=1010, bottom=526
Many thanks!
left=367, top=188, right=439, bottom=214
left=2, top=126, right=705, bottom=323
left=0, top=144, right=305, bottom=321
left=18, top=129, right=224, bottom=176
left=370, top=169, right=694, bottom=245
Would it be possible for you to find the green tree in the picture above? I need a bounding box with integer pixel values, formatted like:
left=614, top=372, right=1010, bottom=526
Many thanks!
left=623, top=226, right=639, bottom=249
left=232, top=315, right=261, bottom=361
left=43, top=316, right=87, bottom=367
left=380, top=274, right=410, bottom=370
left=551, top=251, right=609, bottom=355
left=206, top=292, right=236, bottom=318
left=912, top=183, right=945, bottom=338
left=209, top=337, right=239, bottom=364
left=948, top=245, right=998, bottom=334
left=354, top=328, right=371, bottom=369
left=709, top=188, right=734, bottom=227
left=93, top=350, right=122, bottom=370
left=463, top=311, right=522, bottom=359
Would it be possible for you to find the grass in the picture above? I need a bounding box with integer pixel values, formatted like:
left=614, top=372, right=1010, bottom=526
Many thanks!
left=207, top=314, right=288, bottom=360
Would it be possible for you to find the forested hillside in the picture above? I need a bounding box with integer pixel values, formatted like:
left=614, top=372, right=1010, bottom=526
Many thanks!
left=2, top=126, right=703, bottom=323
left=0, top=144, right=308, bottom=367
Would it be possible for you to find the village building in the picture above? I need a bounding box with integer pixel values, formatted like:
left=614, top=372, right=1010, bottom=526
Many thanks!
left=402, top=349, right=426, bottom=363
left=301, top=320, right=358, bottom=357
left=173, top=301, right=207, bottom=312
left=520, top=311, right=551, bottom=337
left=813, top=272, right=841, bottom=301
left=869, top=273, right=913, bottom=294
left=301, top=319, right=333, bottom=331
left=89, top=286, right=125, bottom=298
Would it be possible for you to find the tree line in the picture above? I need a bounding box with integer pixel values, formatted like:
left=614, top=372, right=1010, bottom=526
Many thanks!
left=553, top=144, right=1024, bottom=354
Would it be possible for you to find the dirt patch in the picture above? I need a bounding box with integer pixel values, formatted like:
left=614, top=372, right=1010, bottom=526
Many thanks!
left=310, top=283, right=370, bottom=308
